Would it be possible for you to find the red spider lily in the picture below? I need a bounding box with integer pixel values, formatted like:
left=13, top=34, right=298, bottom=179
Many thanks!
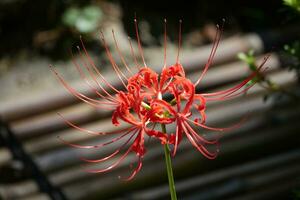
left=147, top=20, right=269, bottom=158
left=51, top=18, right=268, bottom=180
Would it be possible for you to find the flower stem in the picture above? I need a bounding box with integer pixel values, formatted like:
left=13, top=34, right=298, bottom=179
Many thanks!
left=161, top=124, right=177, bottom=200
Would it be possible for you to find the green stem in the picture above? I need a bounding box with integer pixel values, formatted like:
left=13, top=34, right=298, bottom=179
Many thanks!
left=161, top=124, right=177, bottom=200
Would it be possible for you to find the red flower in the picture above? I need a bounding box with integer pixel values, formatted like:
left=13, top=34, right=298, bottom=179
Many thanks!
left=147, top=21, right=269, bottom=158
left=51, top=18, right=268, bottom=180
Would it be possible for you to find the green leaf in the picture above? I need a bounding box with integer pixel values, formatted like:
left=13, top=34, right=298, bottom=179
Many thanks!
left=82, top=6, right=102, bottom=20
left=238, top=50, right=257, bottom=71
left=283, top=0, right=300, bottom=12
left=237, top=52, right=247, bottom=62
left=76, top=6, right=102, bottom=33
left=62, top=7, right=80, bottom=27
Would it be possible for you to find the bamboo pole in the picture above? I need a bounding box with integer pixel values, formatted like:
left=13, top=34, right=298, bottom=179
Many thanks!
left=17, top=193, right=51, bottom=200
left=0, top=55, right=284, bottom=176
left=128, top=149, right=300, bottom=200
left=39, top=88, right=299, bottom=188
left=62, top=117, right=300, bottom=200
left=182, top=163, right=300, bottom=200
left=3, top=99, right=299, bottom=199
left=0, top=44, right=296, bottom=200
left=2, top=112, right=299, bottom=200
left=230, top=179, right=300, bottom=200
left=0, top=180, right=39, bottom=200
left=22, top=66, right=296, bottom=156
left=0, top=148, right=12, bottom=167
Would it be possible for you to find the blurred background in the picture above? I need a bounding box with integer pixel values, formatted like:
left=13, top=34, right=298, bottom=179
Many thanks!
left=0, top=0, right=300, bottom=200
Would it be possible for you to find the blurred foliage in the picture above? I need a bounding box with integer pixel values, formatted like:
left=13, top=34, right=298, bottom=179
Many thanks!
left=237, top=50, right=256, bottom=71
left=120, top=0, right=285, bottom=42
left=281, top=0, right=300, bottom=79
left=0, top=0, right=298, bottom=60
left=237, top=50, right=259, bottom=87
left=297, top=193, right=300, bottom=199
left=283, top=41, right=300, bottom=74
left=283, top=0, right=300, bottom=12
left=0, top=0, right=103, bottom=60
left=293, top=188, right=300, bottom=199
left=237, top=50, right=299, bottom=101
left=62, top=5, right=102, bottom=34
left=236, top=0, right=300, bottom=103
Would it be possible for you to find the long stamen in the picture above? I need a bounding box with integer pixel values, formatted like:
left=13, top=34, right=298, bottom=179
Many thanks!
left=205, top=82, right=255, bottom=101
left=202, top=55, right=269, bottom=99
left=163, top=18, right=167, bottom=69
left=206, top=67, right=270, bottom=101
left=51, top=72, right=106, bottom=105
left=127, top=36, right=141, bottom=69
left=57, top=128, right=136, bottom=151
left=82, top=130, right=137, bottom=163
left=182, top=122, right=218, bottom=159
left=57, top=113, right=133, bottom=136
left=72, top=48, right=116, bottom=102
left=57, top=131, right=130, bottom=149
left=79, top=37, right=120, bottom=94
left=112, top=30, right=134, bottom=75
left=183, top=121, right=218, bottom=144
left=99, top=31, right=128, bottom=89
left=185, top=122, right=220, bottom=157
left=185, top=115, right=247, bottom=132
left=85, top=133, right=140, bottom=173
left=134, top=17, right=147, bottom=67
left=194, top=20, right=224, bottom=87
left=176, top=19, right=182, bottom=64
left=85, top=147, right=131, bottom=173
left=50, top=65, right=114, bottom=109
left=171, top=122, right=180, bottom=157
left=122, top=157, right=142, bottom=181
left=82, top=149, right=119, bottom=163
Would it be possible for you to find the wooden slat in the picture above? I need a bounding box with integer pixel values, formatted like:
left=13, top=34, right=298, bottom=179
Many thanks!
left=127, top=149, right=300, bottom=200
left=9, top=54, right=280, bottom=140
left=1, top=30, right=298, bottom=200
